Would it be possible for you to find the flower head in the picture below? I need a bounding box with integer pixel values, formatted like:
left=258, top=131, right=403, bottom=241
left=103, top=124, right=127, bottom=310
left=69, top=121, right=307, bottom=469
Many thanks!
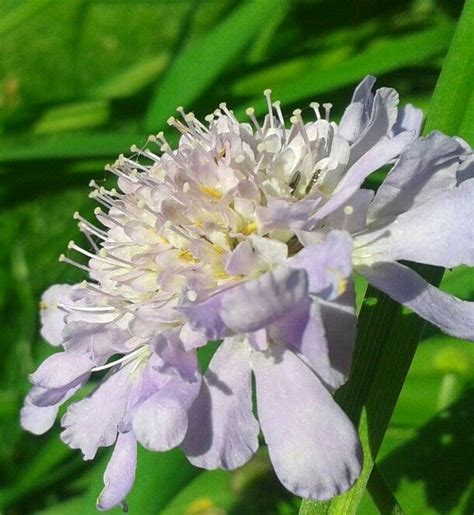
left=22, top=76, right=426, bottom=509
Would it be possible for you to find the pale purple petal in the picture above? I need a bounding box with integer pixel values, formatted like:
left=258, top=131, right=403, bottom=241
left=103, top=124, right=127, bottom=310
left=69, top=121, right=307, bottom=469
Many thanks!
left=225, top=236, right=288, bottom=276
left=20, top=403, right=58, bottom=435
left=457, top=152, right=474, bottom=184
left=256, top=197, right=322, bottom=232
left=391, top=104, right=423, bottom=138
left=359, top=261, right=474, bottom=340
left=356, top=179, right=474, bottom=268
left=253, top=346, right=362, bottom=499
left=288, top=231, right=352, bottom=300
left=339, top=76, right=376, bottom=143
left=29, top=382, right=83, bottom=408
left=326, top=189, right=374, bottom=234
left=270, top=288, right=356, bottom=390
left=219, top=267, right=308, bottom=333
left=151, top=329, right=199, bottom=382
left=225, top=240, right=261, bottom=276
left=40, top=284, right=78, bottom=346
left=181, top=267, right=308, bottom=338
left=29, top=352, right=95, bottom=390
left=268, top=299, right=336, bottom=387
left=182, top=338, right=259, bottom=470
left=132, top=375, right=200, bottom=451
left=318, top=284, right=357, bottom=384
left=179, top=290, right=231, bottom=341
left=97, top=431, right=137, bottom=511
left=63, top=321, right=131, bottom=361
left=347, top=86, right=400, bottom=166
left=61, top=364, right=132, bottom=459
left=179, top=323, right=208, bottom=351
left=367, top=132, right=468, bottom=223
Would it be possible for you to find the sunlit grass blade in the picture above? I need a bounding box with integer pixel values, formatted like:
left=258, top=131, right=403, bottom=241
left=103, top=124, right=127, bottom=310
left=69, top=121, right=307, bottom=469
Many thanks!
left=33, top=101, right=110, bottom=134
left=87, top=54, right=170, bottom=100
left=424, top=0, right=474, bottom=136
left=1, top=0, right=57, bottom=37
left=234, top=22, right=454, bottom=117
left=144, top=0, right=282, bottom=131
left=299, top=0, right=474, bottom=513
left=246, top=2, right=290, bottom=64
left=0, top=132, right=146, bottom=162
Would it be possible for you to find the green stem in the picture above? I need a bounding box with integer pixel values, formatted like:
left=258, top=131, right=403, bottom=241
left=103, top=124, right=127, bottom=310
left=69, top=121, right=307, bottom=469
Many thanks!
left=299, top=0, right=474, bottom=513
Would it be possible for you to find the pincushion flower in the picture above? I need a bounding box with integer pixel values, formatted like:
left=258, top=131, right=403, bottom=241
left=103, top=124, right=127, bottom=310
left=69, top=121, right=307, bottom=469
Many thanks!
left=21, top=75, right=423, bottom=509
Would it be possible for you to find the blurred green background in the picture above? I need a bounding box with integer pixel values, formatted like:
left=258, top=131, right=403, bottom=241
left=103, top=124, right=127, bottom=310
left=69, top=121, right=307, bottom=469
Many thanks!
left=1, top=0, right=473, bottom=513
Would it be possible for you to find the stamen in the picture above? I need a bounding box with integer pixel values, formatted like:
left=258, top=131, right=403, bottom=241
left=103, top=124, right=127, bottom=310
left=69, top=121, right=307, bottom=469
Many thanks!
left=68, top=241, right=132, bottom=269
left=322, top=103, right=332, bottom=120
left=58, top=254, right=91, bottom=273
left=245, top=107, right=263, bottom=137
left=263, top=89, right=274, bottom=129
left=272, top=100, right=286, bottom=129
left=131, top=144, right=160, bottom=163
left=90, top=346, right=146, bottom=372
left=57, top=302, right=115, bottom=313
left=94, top=207, right=125, bottom=229
left=105, top=164, right=139, bottom=183
left=310, top=102, right=322, bottom=120
left=73, top=212, right=108, bottom=238
left=219, top=102, right=237, bottom=123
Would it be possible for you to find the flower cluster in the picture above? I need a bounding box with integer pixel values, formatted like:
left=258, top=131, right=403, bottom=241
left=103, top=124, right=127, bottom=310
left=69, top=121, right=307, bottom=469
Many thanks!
left=22, top=76, right=474, bottom=510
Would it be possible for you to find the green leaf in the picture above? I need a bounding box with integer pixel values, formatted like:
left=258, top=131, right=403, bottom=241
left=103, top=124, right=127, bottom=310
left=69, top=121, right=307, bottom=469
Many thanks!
left=0, top=132, right=146, bottom=162
left=144, top=0, right=283, bottom=130
left=161, top=470, right=233, bottom=515
left=33, top=101, right=110, bottom=134
left=246, top=2, right=291, bottom=64
left=1, top=0, right=58, bottom=37
left=234, top=23, right=454, bottom=118
left=87, top=54, right=170, bottom=100
left=377, top=387, right=474, bottom=514
left=424, top=0, right=474, bottom=136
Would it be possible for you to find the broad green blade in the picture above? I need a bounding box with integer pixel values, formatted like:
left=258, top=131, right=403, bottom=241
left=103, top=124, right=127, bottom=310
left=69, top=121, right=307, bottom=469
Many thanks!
left=144, top=0, right=282, bottom=130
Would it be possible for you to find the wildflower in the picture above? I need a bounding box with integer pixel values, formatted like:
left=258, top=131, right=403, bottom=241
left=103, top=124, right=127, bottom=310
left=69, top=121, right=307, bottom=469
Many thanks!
left=22, top=76, right=420, bottom=508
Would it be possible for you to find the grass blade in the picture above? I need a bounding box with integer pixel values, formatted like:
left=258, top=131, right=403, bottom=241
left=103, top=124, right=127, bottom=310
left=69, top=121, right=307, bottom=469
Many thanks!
left=234, top=23, right=454, bottom=117
left=144, top=0, right=282, bottom=131
left=0, top=133, right=146, bottom=162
